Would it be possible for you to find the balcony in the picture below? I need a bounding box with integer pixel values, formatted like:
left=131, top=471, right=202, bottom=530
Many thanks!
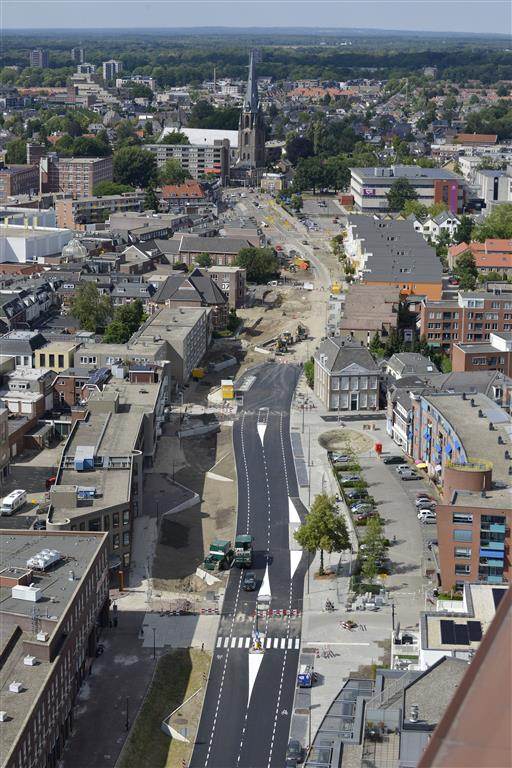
left=480, top=558, right=505, bottom=568
left=480, top=540, right=505, bottom=552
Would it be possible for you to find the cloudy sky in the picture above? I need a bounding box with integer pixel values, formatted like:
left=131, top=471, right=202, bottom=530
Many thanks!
left=4, top=0, right=511, bottom=34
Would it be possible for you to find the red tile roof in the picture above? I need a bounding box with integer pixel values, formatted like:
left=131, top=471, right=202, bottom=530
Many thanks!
left=160, top=180, right=205, bottom=200
left=454, top=133, right=498, bottom=144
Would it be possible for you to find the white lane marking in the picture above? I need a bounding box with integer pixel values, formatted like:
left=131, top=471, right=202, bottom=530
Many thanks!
left=288, top=497, right=301, bottom=524
left=258, top=564, right=272, bottom=603
left=290, top=549, right=302, bottom=579
left=238, top=637, right=244, bottom=648
left=231, top=637, right=237, bottom=648
left=245, top=637, right=251, bottom=648
left=248, top=652, right=265, bottom=707
left=223, top=637, right=230, bottom=648
left=216, top=637, right=222, bottom=648
left=306, top=641, right=371, bottom=646
left=295, top=638, right=300, bottom=650
left=280, top=638, right=286, bottom=649
left=287, top=638, right=293, bottom=649
left=273, top=638, right=279, bottom=648
left=266, top=637, right=272, bottom=648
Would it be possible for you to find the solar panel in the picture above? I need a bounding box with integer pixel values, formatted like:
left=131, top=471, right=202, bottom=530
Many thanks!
left=440, top=619, right=455, bottom=644
left=483, top=407, right=509, bottom=425
left=454, top=624, right=470, bottom=645
left=468, top=621, right=482, bottom=641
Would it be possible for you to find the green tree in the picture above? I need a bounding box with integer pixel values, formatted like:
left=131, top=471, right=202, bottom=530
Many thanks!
left=294, top=493, right=349, bottom=576
left=285, top=132, right=314, bottom=166
left=474, top=204, right=512, bottom=241
left=196, top=252, right=212, bottom=268
left=93, top=181, right=133, bottom=196
left=143, top=184, right=160, bottom=212
left=103, top=300, right=146, bottom=343
left=72, top=136, right=111, bottom=157
left=386, top=178, right=418, bottom=211
left=70, top=283, right=112, bottom=333
left=304, top=358, right=314, bottom=388
left=361, top=515, right=387, bottom=584
left=454, top=251, right=479, bottom=290
left=454, top=215, right=474, bottom=244
left=113, top=146, right=157, bottom=188
left=158, top=158, right=191, bottom=185
left=293, top=156, right=326, bottom=195
left=161, top=131, right=190, bottom=145
left=5, top=137, right=26, bottom=164
left=369, top=332, right=385, bottom=358
left=401, top=199, right=429, bottom=219
left=227, top=308, right=239, bottom=333
left=235, top=247, right=279, bottom=283
left=290, top=194, right=303, bottom=212
left=115, top=120, right=141, bottom=148
left=324, top=156, right=350, bottom=191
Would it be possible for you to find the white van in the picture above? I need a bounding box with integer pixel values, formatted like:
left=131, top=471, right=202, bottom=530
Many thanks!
left=1, top=489, right=27, bottom=516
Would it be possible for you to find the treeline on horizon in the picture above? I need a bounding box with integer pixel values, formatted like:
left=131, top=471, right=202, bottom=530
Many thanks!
left=1, top=34, right=512, bottom=88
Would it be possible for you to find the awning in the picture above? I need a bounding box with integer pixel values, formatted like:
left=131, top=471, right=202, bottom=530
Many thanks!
left=445, top=444, right=453, bottom=454
left=435, top=464, right=442, bottom=472
left=415, top=462, right=428, bottom=469
left=435, top=443, right=442, bottom=453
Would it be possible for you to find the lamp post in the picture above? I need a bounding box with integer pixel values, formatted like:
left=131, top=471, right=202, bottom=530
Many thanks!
left=152, top=627, right=156, bottom=660
left=125, top=696, right=130, bottom=731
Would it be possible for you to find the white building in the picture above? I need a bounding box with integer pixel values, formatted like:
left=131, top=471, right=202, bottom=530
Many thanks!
left=411, top=211, right=461, bottom=243
left=0, top=223, right=73, bottom=263
left=102, top=59, right=122, bottom=81
left=0, top=207, right=56, bottom=228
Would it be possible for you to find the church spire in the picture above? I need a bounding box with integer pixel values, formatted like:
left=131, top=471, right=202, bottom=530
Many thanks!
left=244, top=50, right=259, bottom=113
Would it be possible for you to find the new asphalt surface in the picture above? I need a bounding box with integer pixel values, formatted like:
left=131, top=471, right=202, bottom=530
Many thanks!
left=190, top=363, right=307, bottom=768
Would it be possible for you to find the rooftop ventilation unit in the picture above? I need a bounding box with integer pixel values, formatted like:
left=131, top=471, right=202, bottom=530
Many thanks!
left=36, top=631, right=49, bottom=642
left=9, top=682, right=23, bottom=694
left=0, top=711, right=8, bottom=722
left=27, top=549, right=63, bottom=571
left=23, top=656, right=37, bottom=667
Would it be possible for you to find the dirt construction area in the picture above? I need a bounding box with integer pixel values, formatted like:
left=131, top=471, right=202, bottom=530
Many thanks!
left=318, top=428, right=376, bottom=456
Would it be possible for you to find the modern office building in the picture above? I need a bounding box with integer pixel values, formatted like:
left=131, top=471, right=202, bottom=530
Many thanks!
left=349, top=165, right=466, bottom=213
left=0, top=530, right=109, bottom=768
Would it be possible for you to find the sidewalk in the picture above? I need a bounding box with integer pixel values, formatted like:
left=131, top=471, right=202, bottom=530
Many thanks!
left=289, top=377, right=428, bottom=748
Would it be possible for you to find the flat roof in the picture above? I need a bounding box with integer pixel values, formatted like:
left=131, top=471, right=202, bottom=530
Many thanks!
left=0, top=530, right=106, bottom=762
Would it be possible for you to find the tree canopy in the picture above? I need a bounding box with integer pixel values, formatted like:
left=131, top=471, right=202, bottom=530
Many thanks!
left=70, top=283, right=112, bottom=333
left=93, top=181, right=133, bottom=196
left=294, top=493, right=349, bottom=575
left=161, top=131, right=190, bottom=145
left=386, top=177, right=418, bottom=211
left=158, top=158, right=192, bottom=185
left=474, top=204, right=512, bottom=241
left=454, top=251, right=479, bottom=291
left=103, top=300, right=146, bottom=343
left=113, top=146, right=157, bottom=188
left=235, top=247, right=279, bottom=283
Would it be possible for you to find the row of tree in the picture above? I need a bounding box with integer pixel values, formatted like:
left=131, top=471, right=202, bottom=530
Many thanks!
left=70, top=284, right=146, bottom=340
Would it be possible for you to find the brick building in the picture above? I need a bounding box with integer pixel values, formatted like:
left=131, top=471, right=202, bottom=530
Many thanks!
left=419, top=291, right=512, bottom=353
left=0, top=165, right=39, bottom=201
left=207, top=265, right=246, bottom=309
left=57, top=156, right=113, bottom=199
left=451, top=331, right=512, bottom=376
left=0, top=530, right=109, bottom=768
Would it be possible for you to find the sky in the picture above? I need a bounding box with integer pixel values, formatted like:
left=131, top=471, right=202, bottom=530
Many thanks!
left=2, top=0, right=511, bottom=35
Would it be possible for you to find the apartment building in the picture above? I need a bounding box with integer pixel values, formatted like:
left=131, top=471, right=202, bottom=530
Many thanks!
left=345, top=216, right=443, bottom=300
left=419, top=290, right=512, bottom=352
left=153, top=235, right=251, bottom=268
left=150, top=270, right=228, bottom=329
left=0, top=530, right=109, bottom=768
left=314, top=338, right=380, bottom=411
left=451, top=331, right=512, bottom=376
left=29, top=48, right=49, bottom=67
left=35, top=342, right=79, bottom=372
left=58, top=157, right=113, bottom=199
left=146, top=140, right=231, bottom=184
left=448, top=239, right=512, bottom=275
left=55, top=192, right=144, bottom=229
left=349, top=165, right=466, bottom=214
left=102, top=59, right=122, bottom=81
left=410, top=391, right=510, bottom=589
left=0, top=165, right=39, bottom=201
left=50, top=378, right=168, bottom=568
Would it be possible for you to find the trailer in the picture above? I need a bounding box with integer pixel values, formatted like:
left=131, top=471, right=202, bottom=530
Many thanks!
left=234, top=534, right=254, bottom=567
left=203, top=539, right=233, bottom=571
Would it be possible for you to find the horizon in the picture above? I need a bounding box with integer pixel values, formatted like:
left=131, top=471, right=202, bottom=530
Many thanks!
left=3, top=2, right=511, bottom=35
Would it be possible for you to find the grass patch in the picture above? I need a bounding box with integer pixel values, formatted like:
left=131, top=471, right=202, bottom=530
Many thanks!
left=118, top=648, right=211, bottom=768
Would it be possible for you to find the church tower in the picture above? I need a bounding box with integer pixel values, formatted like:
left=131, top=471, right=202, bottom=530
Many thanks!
left=238, top=51, right=265, bottom=170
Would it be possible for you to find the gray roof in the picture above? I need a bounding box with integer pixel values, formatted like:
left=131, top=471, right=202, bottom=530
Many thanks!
left=152, top=270, right=227, bottom=306
left=351, top=164, right=463, bottom=181
left=154, top=235, right=250, bottom=256
left=315, top=338, right=379, bottom=374
left=244, top=50, right=259, bottom=113
left=387, top=352, right=438, bottom=377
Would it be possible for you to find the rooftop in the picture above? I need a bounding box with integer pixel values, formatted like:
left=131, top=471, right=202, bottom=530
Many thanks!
left=350, top=165, right=463, bottom=181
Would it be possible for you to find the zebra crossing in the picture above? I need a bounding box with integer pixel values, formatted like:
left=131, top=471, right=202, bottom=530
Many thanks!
left=216, top=636, right=301, bottom=650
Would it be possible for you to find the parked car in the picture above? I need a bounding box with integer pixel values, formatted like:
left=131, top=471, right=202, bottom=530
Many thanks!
left=383, top=455, right=405, bottom=465
left=401, top=471, right=419, bottom=481
left=339, top=475, right=361, bottom=486
left=286, top=740, right=304, bottom=765
left=351, top=503, right=374, bottom=515
left=415, top=493, right=435, bottom=504
left=330, top=453, right=350, bottom=463
left=417, top=500, right=437, bottom=511
left=345, top=489, right=369, bottom=500
left=33, top=519, right=46, bottom=530
left=395, top=465, right=411, bottom=474
left=418, top=509, right=436, bottom=523
left=357, top=511, right=377, bottom=522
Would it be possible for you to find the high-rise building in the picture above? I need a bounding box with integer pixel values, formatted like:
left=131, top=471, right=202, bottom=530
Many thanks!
left=57, top=156, right=113, bottom=198
left=237, top=51, right=265, bottom=170
left=102, top=59, right=123, bottom=81
left=29, top=48, right=49, bottom=68
left=71, top=46, right=85, bottom=63
left=77, top=62, right=95, bottom=75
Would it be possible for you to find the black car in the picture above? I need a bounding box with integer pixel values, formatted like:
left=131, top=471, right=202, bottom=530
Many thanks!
left=383, top=455, right=405, bottom=465
left=242, top=572, right=256, bottom=591
left=345, top=489, right=369, bottom=500
left=286, top=740, right=304, bottom=764
left=33, top=519, right=46, bottom=530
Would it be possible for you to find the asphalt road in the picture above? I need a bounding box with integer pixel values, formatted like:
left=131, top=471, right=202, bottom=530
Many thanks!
left=191, top=363, right=307, bottom=768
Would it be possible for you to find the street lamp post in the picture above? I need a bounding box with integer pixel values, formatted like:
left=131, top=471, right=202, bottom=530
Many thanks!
left=125, top=697, right=130, bottom=731
left=391, top=602, right=396, bottom=632
left=152, top=627, right=156, bottom=660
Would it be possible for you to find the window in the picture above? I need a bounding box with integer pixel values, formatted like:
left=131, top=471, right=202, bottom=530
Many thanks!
left=453, top=529, right=472, bottom=542
left=122, top=510, right=130, bottom=526
left=49, top=354, right=55, bottom=367
left=39, top=354, right=46, bottom=366
left=113, top=533, right=120, bottom=550
left=455, top=564, right=471, bottom=575
left=79, top=522, right=85, bottom=531
left=88, top=518, right=101, bottom=532
left=452, top=513, right=473, bottom=524
left=122, top=531, right=130, bottom=546
left=58, top=355, right=64, bottom=368
left=113, top=512, right=119, bottom=527
left=103, top=516, right=110, bottom=530
left=454, top=546, right=471, bottom=559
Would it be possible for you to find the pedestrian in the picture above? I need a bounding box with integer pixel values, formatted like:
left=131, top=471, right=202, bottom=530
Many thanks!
left=393, top=534, right=397, bottom=544
left=201, top=642, right=204, bottom=652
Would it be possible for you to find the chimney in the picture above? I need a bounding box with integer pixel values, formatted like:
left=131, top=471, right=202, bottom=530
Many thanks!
left=409, top=704, right=419, bottom=723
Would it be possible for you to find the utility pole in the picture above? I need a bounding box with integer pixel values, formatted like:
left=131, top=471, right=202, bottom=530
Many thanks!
left=125, top=697, right=130, bottom=731
left=152, top=627, right=156, bottom=660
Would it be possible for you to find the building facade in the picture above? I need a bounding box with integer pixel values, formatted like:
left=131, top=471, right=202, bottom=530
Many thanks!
left=58, top=157, right=113, bottom=199
left=314, top=338, right=380, bottom=411
left=146, top=140, right=230, bottom=184
left=451, top=332, right=512, bottom=376
left=208, top=265, right=246, bottom=309
left=0, top=166, right=39, bottom=201
left=237, top=52, right=265, bottom=171
left=55, top=192, right=144, bottom=229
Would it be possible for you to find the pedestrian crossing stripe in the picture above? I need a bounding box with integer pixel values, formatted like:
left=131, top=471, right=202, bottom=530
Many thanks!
left=216, top=636, right=300, bottom=650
